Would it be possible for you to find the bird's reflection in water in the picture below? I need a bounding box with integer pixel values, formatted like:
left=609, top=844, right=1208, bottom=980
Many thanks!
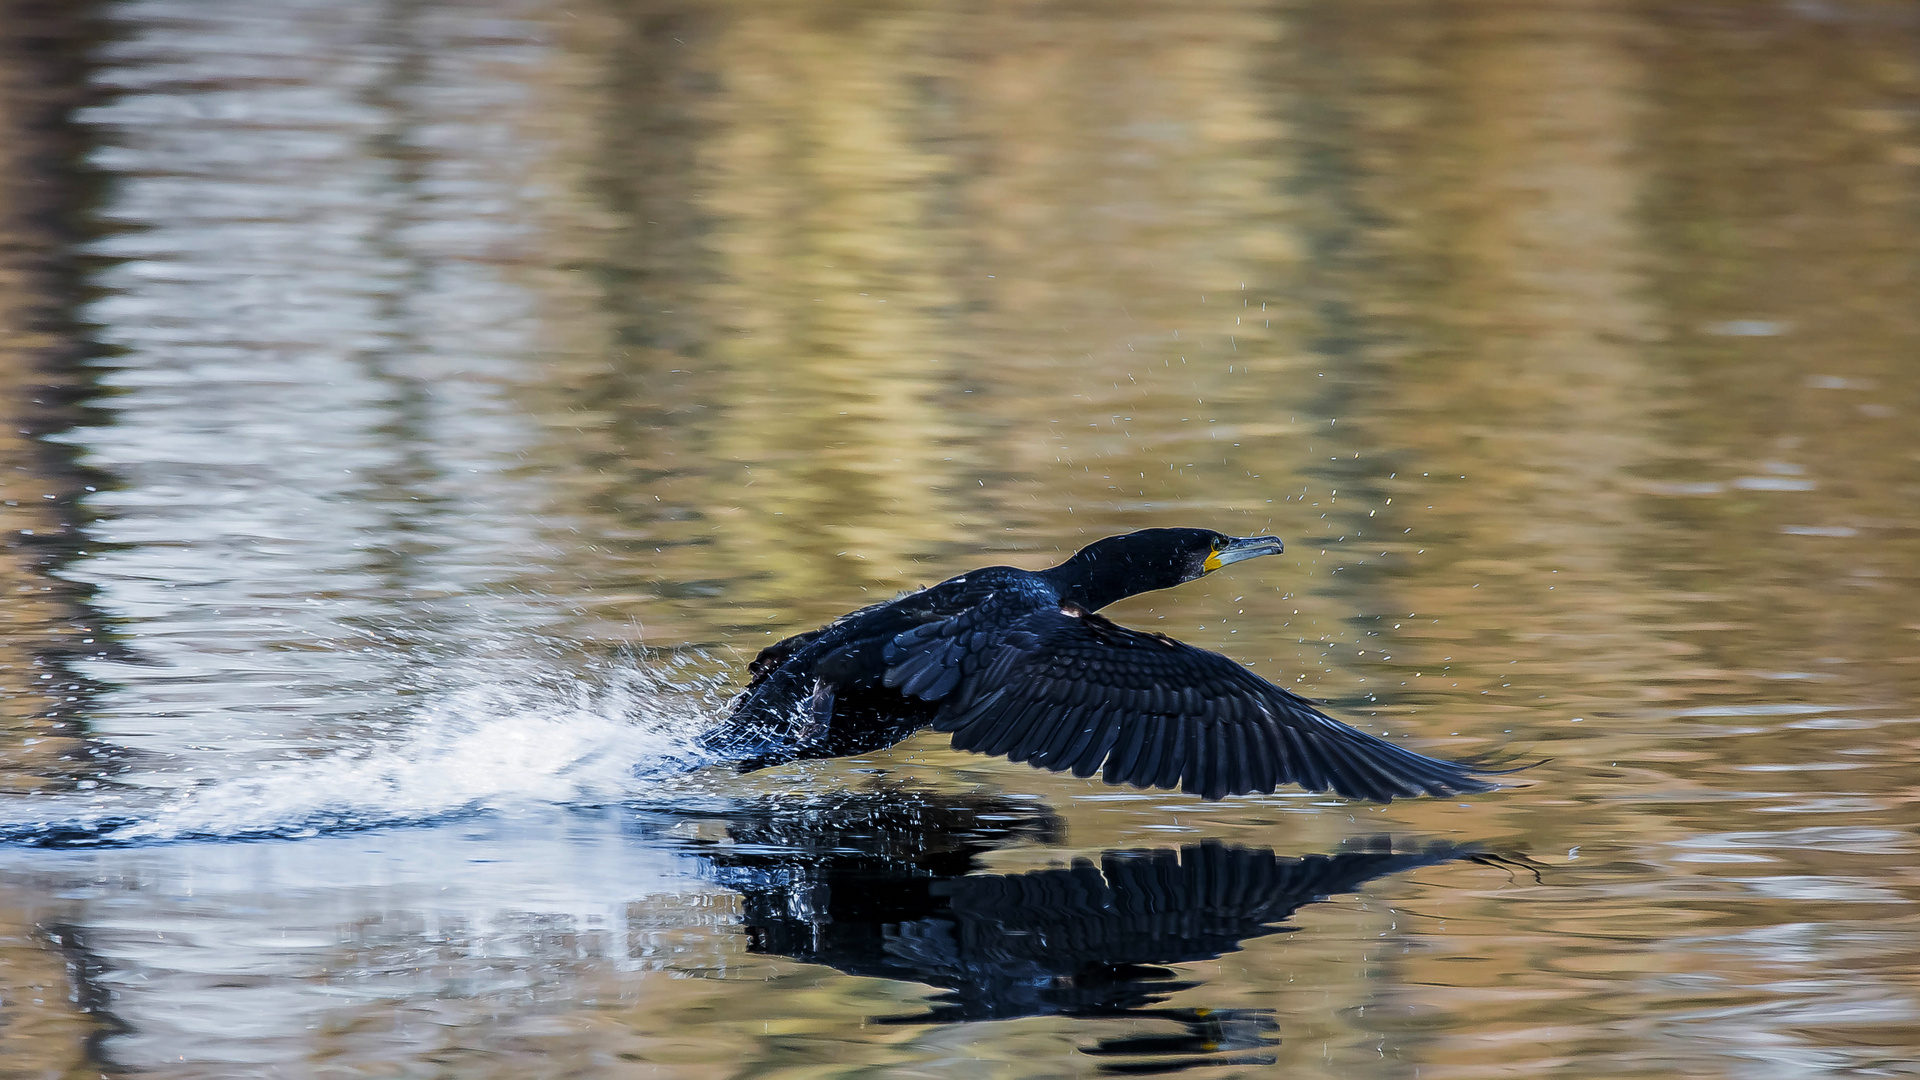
left=685, top=791, right=1503, bottom=1075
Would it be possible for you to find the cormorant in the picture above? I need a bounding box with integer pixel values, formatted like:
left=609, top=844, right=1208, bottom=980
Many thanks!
left=697, top=527, right=1495, bottom=801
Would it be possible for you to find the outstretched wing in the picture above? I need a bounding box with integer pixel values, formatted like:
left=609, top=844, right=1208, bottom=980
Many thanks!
left=885, top=607, right=1493, bottom=802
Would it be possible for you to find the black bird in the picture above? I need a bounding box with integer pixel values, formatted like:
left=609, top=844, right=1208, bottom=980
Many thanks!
left=697, top=527, right=1495, bottom=801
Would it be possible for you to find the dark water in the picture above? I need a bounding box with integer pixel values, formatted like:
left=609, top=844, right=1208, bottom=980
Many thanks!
left=1, top=0, right=1917, bottom=1076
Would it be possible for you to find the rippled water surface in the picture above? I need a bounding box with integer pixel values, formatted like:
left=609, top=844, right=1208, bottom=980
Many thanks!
left=2, top=0, right=1918, bottom=1076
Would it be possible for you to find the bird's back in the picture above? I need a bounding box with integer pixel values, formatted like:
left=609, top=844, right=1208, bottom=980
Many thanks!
left=703, top=566, right=1058, bottom=768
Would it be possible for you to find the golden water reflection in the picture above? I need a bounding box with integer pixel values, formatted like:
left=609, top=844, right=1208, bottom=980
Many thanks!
left=510, top=1, right=1920, bottom=1068
left=0, top=0, right=1916, bottom=1075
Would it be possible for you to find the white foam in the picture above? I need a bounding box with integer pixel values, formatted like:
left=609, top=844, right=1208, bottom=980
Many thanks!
left=3, top=652, right=731, bottom=845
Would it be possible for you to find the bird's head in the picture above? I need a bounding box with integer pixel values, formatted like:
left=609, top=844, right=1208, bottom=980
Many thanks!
left=1044, top=528, right=1285, bottom=610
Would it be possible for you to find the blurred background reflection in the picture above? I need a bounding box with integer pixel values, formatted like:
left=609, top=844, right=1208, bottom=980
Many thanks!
left=0, top=0, right=1917, bottom=1075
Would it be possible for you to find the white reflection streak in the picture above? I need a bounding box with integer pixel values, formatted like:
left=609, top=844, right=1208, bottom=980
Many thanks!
left=26, top=1, right=720, bottom=1065
left=25, top=821, right=725, bottom=1065
left=68, top=0, right=556, bottom=760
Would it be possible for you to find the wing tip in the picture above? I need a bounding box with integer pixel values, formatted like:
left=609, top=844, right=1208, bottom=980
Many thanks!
left=1174, top=730, right=1513, bottom=804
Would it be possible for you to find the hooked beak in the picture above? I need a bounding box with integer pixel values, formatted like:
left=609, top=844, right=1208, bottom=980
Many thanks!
left=1203, top=534, right=1285, bottom=573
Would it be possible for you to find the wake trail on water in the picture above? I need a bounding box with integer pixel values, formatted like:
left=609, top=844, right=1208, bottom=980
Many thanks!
left=0, top=653, right=734, bottom=848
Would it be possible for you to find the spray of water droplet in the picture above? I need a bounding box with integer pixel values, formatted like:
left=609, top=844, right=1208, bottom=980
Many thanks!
left=1, top=649, right=733, bottom=846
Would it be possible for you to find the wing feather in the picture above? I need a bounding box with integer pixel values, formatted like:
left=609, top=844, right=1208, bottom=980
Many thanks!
left=1247, top=719, right=1277, bottom=794
left=1073, top=716, right=1123, bottom=779
left=1107, top=715, right=1150, bottom=785
left=1279, top=723, right=1324, bottom=793
left=1123, top=715, right=1154, bottom=790
left=1157, top=716, right=1190, bottom=792
left=898, top=605, right=1492, bottom=802
left=1027, top=696, right=1085, bottom=767
left=1210, top=722, right=1236, bottom=799
left=951, top=691, right=1016, bottom=754
left=1318, top=737, right=1388, bottom=801
left=946, top=686, right=1009, bottom=752
left=1227, top=723, right=1255, bottom=797
left=1050, top=707, right=1108, bottom=773
left=968, top=701, right=1027, bottom=757
left=994, top=700, right=1053, bottom=761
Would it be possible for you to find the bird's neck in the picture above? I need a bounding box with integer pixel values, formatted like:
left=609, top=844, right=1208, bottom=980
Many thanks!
left=1038, top=554, right=1148, bottom=612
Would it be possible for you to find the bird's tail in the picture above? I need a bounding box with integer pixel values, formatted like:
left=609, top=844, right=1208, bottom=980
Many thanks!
left=694, top=667, right=831, bottom=771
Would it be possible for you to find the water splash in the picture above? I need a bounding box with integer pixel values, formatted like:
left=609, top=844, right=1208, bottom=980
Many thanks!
left=0, top=652, right=729, bottom=847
